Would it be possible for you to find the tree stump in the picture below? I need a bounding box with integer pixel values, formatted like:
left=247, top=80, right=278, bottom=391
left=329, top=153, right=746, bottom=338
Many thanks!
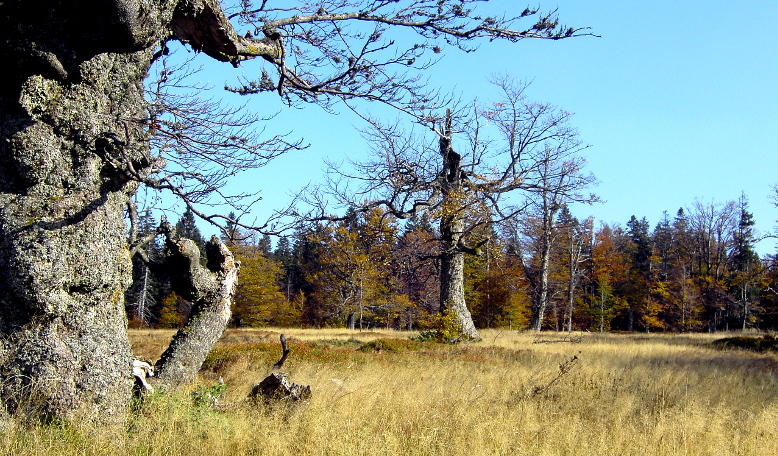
left=249, top=334, right=311, bottom=406
left=250, top=373, right=311, bottom=405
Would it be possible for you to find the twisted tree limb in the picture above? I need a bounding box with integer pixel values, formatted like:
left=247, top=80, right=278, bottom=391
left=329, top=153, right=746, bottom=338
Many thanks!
left=272, top=334, right=291, bottom=370
left=154, top=227, right=240, bottom=390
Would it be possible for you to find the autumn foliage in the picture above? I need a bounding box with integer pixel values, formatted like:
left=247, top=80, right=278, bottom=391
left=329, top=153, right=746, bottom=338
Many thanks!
left=130, top=196, right=778, bottom=332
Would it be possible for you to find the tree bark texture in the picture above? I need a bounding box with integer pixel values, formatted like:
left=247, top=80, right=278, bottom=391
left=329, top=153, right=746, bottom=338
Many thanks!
left=439, top=227, right=479, bottom=340
left=530, top=230, right=552, bottom=331
left=154, top=235, right=239, bottom=390
left=437, top=110, right=479, bottom=340
left=0, top=46, right=158, bottom=422
left=0, top=0, right=265, bottom=422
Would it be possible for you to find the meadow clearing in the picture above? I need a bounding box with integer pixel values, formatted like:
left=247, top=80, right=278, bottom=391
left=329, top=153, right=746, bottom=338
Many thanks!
left=2, top=328, right=777, bottom=455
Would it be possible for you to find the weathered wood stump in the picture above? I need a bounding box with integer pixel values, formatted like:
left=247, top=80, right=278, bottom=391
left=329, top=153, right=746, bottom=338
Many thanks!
left=250, top=372, right=311, bottom=405
left=249, top=334, right=311, bottom=406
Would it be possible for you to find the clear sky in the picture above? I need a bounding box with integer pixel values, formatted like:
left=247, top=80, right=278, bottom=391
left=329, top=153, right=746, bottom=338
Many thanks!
left=175, top=0, right=778, bottom=254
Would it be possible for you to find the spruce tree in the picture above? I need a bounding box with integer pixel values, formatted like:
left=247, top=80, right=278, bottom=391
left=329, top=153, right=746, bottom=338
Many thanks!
left=175, top=208, right=206, bottom=253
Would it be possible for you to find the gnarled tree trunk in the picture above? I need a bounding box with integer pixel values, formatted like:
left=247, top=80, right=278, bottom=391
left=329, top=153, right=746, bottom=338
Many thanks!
left=437, top=110, right=479, bottom=340
left=439, top=215, right=479, bottom=340
left=155, top=234, right=239, bottom=390
left=0, top=46, right=161, bottom=422
left=0, top=0, right=270, bottom=422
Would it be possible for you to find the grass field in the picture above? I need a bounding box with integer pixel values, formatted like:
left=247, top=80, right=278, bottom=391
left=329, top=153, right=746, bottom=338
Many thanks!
left=2, top=328, right=777, bottom=455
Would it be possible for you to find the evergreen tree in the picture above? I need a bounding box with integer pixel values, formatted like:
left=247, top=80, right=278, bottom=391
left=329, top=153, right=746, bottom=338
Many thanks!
left=293, top=224, right=329, bottom=325
left=653, top=212, right=673, bottom=282
left=221, top=211, right=244, bottom=247
left=624, top=216, right=652, bottom=331
left=125, top=210, right=170, bottom=327
left=257, top=233, right=273, bottom=256
left=175, top=208, right=206, bottom=254
left=393, top=211, right=441, bottom=326
left=274, top=236, right=296, bottom=301
left=729, top=194, right=761, bottom=329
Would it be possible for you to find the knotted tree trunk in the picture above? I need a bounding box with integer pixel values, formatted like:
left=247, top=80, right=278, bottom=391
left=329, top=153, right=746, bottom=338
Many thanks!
left=155, top=233, right=240, bottom=390
left=439, top=215, right=479, bottom=340
left=437, top=110, right=479, bottom=340
left=0, top=45, right=161, bottom=421
left=0, top=0, right=272, bottom=422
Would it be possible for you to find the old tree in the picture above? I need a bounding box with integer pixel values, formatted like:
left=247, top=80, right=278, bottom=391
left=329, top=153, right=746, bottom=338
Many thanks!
left=325, top=78, right=597, bottom=339
left=0, top=0, right=584, bottom=421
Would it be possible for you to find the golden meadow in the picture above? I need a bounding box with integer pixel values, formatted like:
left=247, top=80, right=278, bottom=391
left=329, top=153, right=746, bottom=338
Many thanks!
left=2, top=329, right=777, bottom=455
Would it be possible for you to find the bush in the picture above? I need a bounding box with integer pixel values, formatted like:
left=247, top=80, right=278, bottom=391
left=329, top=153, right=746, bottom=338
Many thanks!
left=712, top=334, right=778, bottom=352
left=412, top=309, right=465, bottom=343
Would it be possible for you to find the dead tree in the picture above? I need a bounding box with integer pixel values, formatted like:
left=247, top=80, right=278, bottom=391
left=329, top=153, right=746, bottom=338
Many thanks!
left=250, top=334, right=311, bottom=405
left=153, top=226, right=240, bottom=390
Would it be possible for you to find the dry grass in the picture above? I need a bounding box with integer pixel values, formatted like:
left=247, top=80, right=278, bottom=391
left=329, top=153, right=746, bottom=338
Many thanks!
left=2, top=328, right=778, bottom=455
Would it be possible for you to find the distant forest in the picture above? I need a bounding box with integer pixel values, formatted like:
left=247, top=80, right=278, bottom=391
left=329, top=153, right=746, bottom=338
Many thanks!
left=127, top=194, right=778, bottom=333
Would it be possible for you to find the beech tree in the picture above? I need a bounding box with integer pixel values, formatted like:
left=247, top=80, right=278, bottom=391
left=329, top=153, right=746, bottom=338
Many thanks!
left=687, top=200, right=738, bottom=332
left=0, top=0, right=586, bottom=421
left=325, top=78, right=595, bottom=338
left=501, top=96, right=598, bottom=331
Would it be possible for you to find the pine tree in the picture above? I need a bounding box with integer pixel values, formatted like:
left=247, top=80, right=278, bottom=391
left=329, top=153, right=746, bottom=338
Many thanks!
left=176, top=208, right=206, bottom=256
left=221, top=211, right=243, bottom=247
left=393, top=212, right=441, bottom=327
left=125, top=210, right=170, bottom=327
left=730, top=194, right=761, bottom=330
left=625, top=215, right=653, bottom=331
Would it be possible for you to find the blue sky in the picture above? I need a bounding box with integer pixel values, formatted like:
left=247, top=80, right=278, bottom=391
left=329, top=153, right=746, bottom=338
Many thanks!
left=171, top=1, right=778, bottom=254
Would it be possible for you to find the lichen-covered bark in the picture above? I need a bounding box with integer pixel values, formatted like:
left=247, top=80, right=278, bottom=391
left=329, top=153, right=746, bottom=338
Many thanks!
left=154, top=235, right=239, bottom=390
left=439, top=215, right=479, bottom=340
left=0, top=48, right=157, bottom=421
left=437, top=111, right=479, bottom=340
left=0, top=0, right=266, bottom=422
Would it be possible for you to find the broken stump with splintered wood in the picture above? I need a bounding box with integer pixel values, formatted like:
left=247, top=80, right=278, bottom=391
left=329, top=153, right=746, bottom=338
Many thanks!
left=250, top=373, right=311, bottom=405
left=249, top=334, right=311, bottom=406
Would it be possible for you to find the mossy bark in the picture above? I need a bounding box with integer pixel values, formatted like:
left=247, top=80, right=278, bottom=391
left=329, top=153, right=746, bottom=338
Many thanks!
left=154, top=235, right=239, bottom=390
left=0, top=0, right=258, bottom=422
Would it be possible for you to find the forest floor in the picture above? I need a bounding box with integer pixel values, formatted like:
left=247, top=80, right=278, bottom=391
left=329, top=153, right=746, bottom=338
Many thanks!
left=3, top=328, right=778, bottom=455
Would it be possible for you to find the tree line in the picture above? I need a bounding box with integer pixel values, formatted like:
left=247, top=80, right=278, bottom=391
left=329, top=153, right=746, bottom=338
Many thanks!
left=129, top=194, right=778, bottom=333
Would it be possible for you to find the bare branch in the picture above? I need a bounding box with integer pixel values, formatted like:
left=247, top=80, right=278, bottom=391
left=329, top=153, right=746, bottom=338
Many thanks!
left=227, top=0, right=593, bottom=112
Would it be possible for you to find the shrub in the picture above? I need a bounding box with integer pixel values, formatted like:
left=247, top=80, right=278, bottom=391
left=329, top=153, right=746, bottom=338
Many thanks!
left=413, top=309, right=465, bottom=343
left=712, top=334, right=778, bottom=352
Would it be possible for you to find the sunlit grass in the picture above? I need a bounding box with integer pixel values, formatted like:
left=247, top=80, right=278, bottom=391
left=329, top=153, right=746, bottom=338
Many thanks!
left=2, top=328, right=777, bottom=455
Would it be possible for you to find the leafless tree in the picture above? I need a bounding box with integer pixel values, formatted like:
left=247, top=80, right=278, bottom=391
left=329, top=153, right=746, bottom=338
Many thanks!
left=561, top=214, right=593, bottom=332
left=687, top=199, right=737, bottom=331
left=322, top=78, right=596, bottom=338
left=517, top=141, right=599, bottom=331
